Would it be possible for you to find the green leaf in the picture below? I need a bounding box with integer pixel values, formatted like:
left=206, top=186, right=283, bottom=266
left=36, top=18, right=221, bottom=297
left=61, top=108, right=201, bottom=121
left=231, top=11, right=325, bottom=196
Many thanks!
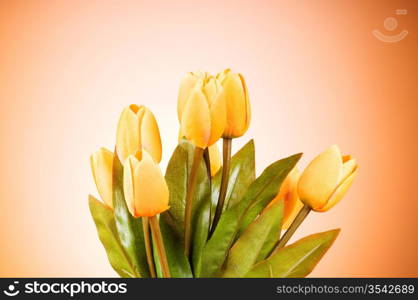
left=199, top=153, right=301, bottom=277
left=88, top=195, right=139, bottom=278
left=238, top=153, right=302, bottom=234
left=211, top=140, right=255, bottom=216
left=163, top=140, right=210, bottom=241
left=256, top=199, right=284, bottom=263
left=245, top=229, right=340, bottom=278
left=163, top=139, right=211, bottom=275
left=221, top=199, right=284, bottom=277
left=192, top=197, right=211, bottom=275
left=158, top=215, right=193, bottom=278
left=112, top=154, right=149, bottom=278
left=198, top=208, right=239, bottom=277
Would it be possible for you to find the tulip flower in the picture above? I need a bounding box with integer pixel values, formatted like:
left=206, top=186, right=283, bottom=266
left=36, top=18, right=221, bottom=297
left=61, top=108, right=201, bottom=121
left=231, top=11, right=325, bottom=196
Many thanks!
left=123, top=151, right=169, bottom=217
left=273, top=145, right=358, bottom=251
left=217, top=69, right=251, bottom=139
left=90, top=148, right=114, bottom=209
left=267, top=168, right=300, bottom=228
left=298, top=145, right=358, bottom=212
left=179, top=77, right=226, bottom=149
left=210, top=70, right=251, bottom=236
left=123, top=150, right=170, bottom=277
left=177, top=73, right=227, bottom=256
left=116, top=104, right=162, bottom=164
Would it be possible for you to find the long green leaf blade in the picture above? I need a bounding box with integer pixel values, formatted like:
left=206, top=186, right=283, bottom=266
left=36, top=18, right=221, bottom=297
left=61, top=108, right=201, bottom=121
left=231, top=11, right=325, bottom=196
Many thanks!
left=164, top=140, right=210, bottom=241
left=245, top=229, right=340, bottom=278
left=88, top=195, right=139, bottom=278
left=222, top=199, right=284, bottom=277
left=199, top=153, right=301, bottom=277
left=211, top=139, right=255, bottom=215
left=238, top=153, right=302, bottom=234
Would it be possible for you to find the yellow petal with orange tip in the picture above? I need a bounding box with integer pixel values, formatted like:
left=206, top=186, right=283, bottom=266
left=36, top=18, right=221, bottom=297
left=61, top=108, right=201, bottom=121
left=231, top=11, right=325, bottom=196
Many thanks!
left=316, top=167, right=358, bottom=212
left=181, top=85, right=211, bottom=149
left=208, top=143, right=222, bottom=177
left=141, top=108, right=162, bottom=163
left=90, top=147, right=114, bottom=209
left=298, top=145, right=343, bottom=210
left=133, top=152, right=170, bottom=217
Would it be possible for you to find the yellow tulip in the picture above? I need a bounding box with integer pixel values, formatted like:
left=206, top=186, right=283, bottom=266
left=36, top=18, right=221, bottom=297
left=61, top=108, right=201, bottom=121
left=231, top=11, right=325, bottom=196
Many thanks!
left=179, top=76, right=226, bottom=149
left=116, top=104, right=162, bottom=164
left=267, top=168, right=300, bottom=228
left=90, top=148, right=114, bottom=209
left=298, top=145, right=358, bottom=212
left=217, top=69, right=251, bottom=138
left=123, top=151, right=169, bottom=218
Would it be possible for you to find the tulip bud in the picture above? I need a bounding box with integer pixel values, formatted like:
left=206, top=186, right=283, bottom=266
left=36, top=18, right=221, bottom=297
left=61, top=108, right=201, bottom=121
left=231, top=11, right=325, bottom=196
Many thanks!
left=90, top=148, right=114, bottom=209
left=267, top=168, right=300, bottom=228
left=116, top=104, right=162, bottom=164
left=179, top=76, right=226, bottom=149
left=298, top=145, right=358, bottom=212
left=123, top=151, right=169, bottom=217
left=217, top=69, right=251, bottom=138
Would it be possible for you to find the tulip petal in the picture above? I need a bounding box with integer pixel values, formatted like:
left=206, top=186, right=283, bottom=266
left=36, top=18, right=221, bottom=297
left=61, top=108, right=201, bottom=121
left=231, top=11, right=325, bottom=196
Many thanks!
left=90, top=148, right=114, bottom=209
left=316, top=167, right=358, bottom=212
left=208, top=143, right=222, bottom=177
left=133, top=151, right=170, bottom=217
left=178, top=72, right=206, bottom=120
left=239, top=73, right=251, bottom=134
left=222, top=73, right=248, bottom=137
left=207, top=89, right=226, bottom=146
left=123, top=155, right=139, bottom=217
left=141, top=108, right=162, bottom=163
left=298, top=145, right=343, bottom=210
left=116, top=106, right=141, bottom=162
left=181, top=87, right=211, bottom=148
left=342, top=158, right=357, bottom=182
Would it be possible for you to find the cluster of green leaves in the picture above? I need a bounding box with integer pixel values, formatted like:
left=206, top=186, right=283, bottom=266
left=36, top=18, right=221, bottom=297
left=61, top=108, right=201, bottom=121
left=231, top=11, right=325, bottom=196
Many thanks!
left=89, top=140, right=340, bottom=278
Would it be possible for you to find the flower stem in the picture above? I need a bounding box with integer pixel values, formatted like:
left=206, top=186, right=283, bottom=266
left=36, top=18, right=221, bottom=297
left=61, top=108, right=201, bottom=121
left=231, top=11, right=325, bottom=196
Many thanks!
left=270, top=203, right=311, bottom=256
left=210, top=138, right=232, bottom=236
left=203, top=147, right=212, bottom=181
left=142, top=217, right=156, bottom=278
left=149, top=216, right=171, bottom=278
left=203, top=148, right=213, bottom=236
left=184, top=146, right=204, bottom=258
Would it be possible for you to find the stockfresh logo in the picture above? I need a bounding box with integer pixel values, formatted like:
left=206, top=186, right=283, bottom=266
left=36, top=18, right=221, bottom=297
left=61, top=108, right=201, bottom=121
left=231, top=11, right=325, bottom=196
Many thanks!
left=2, top=280, right=127, bottom=297
left=3, top=281, right=20, bottom=297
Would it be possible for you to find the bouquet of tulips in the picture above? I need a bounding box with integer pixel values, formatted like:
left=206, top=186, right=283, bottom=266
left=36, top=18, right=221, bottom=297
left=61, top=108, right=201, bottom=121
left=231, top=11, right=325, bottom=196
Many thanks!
left=89, top=69, right=358, bottom=278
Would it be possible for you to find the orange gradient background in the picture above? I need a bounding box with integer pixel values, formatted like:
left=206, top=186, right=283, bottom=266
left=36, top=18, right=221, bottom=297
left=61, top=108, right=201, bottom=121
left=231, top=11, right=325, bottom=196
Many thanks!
left=0, top=0, right=417, bottom=277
